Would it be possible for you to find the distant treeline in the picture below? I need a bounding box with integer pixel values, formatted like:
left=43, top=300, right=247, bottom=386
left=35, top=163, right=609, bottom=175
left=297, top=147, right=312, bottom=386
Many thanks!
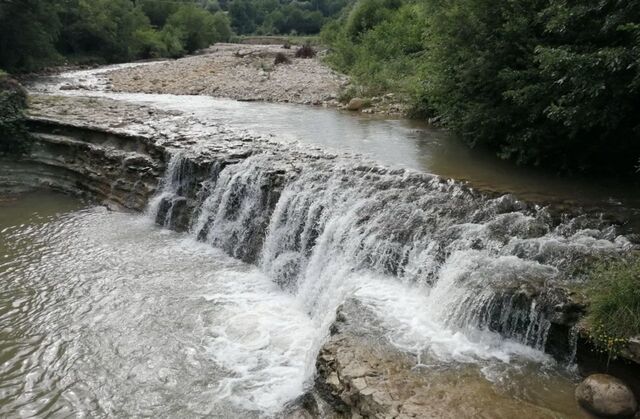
left=0, top=0, right=235, bottom=72
left=0, top=0, right=349, bottom=73
left=323, top=0, right=640, bottom=174
left=226, top=0, right=349, bottom=35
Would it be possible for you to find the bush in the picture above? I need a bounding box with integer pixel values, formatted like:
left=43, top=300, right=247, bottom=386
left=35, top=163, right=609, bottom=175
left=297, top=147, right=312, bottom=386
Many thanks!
left=165, top=5, right=231, bottom=53
left=160, top=26, right=186, bottom=58
left=0, top=75, right=29, bottom=154
left=133, top=28, right=168, bottom=59
left=274, top=52, right=291, bottom=65
left=344, top=0, right=401, bottom=40
left=295, top=44, right=316, bottom=58
left=324, top=0, right=640, bottom=175
left=0, top=0, right=61, bottom=72
left=323, top=2, right=427, bottom=102
left=422, top=0, right=640, bottom=173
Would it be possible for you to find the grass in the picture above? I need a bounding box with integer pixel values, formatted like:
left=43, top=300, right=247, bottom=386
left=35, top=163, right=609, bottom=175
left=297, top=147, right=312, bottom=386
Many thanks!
left=585, top=255, right=640, bottom=359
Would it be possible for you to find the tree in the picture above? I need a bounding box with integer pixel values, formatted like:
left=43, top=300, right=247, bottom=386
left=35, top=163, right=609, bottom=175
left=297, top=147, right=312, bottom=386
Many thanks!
left=0, top=0, right=61, bottom=71
left=165, top=4, right=228, bottom=52
left=229, top=0, right=257, bottom=33
left=423, top=0, right=640, bottom=172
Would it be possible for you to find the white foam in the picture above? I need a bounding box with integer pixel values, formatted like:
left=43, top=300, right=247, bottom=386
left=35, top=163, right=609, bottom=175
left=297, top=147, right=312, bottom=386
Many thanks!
left=353, top=274, right=552, bottom=365
left=201, top=269, right=317, bottom=414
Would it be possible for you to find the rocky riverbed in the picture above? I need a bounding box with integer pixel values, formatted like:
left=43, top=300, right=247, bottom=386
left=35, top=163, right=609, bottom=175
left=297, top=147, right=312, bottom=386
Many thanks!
left=103, top=43, right=407, bottom=114
left=107, top=44, right=347, bottom=106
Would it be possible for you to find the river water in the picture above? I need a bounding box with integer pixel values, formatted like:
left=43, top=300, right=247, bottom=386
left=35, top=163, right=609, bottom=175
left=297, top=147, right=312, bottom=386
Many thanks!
left=30, top=64, right=640, bottom=214
left=1, top=64, right=635, bottom=417
left=0, top=190, right=584, bottom=417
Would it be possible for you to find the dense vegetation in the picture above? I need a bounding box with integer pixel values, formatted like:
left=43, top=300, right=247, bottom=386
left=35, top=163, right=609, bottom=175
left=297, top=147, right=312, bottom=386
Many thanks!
left=227, top=0, right=348, bottom=35
left=0, top=0, right=232, bottom=72
left=0, top=72, right=29, bottom=154
left=324, top=0, right=640, bottom=174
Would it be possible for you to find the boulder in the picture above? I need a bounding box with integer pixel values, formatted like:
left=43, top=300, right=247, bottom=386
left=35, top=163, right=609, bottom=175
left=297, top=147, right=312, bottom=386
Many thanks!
left=346, top=97, right=364, bottom=111
left=576, top=374, right=638, bottom=417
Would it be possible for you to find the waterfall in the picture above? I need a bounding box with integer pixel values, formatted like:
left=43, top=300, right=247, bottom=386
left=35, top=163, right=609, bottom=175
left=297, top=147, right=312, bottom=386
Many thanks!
left=150, top=150, right=631, bottom=360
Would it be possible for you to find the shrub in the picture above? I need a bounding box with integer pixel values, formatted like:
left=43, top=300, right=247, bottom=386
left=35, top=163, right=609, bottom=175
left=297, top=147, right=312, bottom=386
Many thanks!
left=165, top=5, right=228, bottom=53
left=274, top=52, right=291, bottom=65
left=324, top=0, right=640, bottom=175
left=295, top=44, right=316, bottom=58
left=159, top=26, right=186, bottom=58
left=323, top=2, right=427, bottom=103
left=344, top=0, right=402, bottom=40
left=422, top=0, right=640, bottom=173
left=133, top=28, right=168, bottom=59
left=211, top=11, right=233, bottom=42
left=0, top=75, right=29, bottom=154
left=0, top=0, right=61, bottom=72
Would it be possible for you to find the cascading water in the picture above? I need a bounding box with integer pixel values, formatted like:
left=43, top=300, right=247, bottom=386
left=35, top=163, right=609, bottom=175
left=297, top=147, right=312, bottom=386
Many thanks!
left=8, top=64, right=636, bottom=418
left=152, top=151, right=631, bottom=363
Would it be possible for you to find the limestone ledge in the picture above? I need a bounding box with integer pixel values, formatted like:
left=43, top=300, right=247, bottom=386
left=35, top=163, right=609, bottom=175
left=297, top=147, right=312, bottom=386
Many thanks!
left=314, top=300, right=570, bottom=419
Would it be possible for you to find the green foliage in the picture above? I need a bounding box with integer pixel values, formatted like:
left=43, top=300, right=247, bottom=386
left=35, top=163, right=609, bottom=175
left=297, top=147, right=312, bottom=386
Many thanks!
left=585, top=257, right=640, bottom=361
left=139, top=0, right=179, bottom=27
left=58, top=0, right=153, bottom=62
left=0, top=0, right=233, bottom=72
left=323, top=1, right=427, bottom=98
left=228, top=0, right=349, bottom=35
left=588, top=321, right=629, bottom=363
left=133, top=28, right=169, bottom=59
left=0, top=0, right=61, bottom=72
left=0, top=75, right=29, bottom=154
left=165, top=5, right=229, bottom=53
left=344, top=0, right=401, bottom=40
left=325, top=0, right=640, bottom=174
left=586, top=257, right=640, bottom=339
left=160, top=26, right=187, bottom=58
left=422, top=0, right=640, bottom=173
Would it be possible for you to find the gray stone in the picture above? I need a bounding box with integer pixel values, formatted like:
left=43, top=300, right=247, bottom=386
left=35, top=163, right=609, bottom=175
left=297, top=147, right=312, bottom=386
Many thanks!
left=576, top=374, right=638, bottom=417
left=346, top=98, right=364, bottom=111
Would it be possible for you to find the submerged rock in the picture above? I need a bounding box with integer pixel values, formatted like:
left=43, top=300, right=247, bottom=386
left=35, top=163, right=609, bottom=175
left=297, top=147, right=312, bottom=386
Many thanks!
left=575, top=374, right=638, bottom=417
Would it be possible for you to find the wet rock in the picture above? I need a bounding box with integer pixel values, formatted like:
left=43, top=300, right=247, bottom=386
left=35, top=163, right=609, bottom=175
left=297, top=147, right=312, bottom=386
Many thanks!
left=576, top=374, right=638, bottom=417
left=315, top=300, right=564, bottom=418
left=622, top=338, right=640, bottom=365
left=346, top=98, right=364, bottom=111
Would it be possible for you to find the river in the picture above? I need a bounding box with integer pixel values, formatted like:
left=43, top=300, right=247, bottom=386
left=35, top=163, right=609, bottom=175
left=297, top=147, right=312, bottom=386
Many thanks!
left=0, top=63, right=636, bottom=417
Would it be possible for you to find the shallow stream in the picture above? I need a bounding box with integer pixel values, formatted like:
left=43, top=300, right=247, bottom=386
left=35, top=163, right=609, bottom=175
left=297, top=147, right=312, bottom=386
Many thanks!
left=0, top=191, right=583, bottom=417
left=1, top=64, right=636, bottom=417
